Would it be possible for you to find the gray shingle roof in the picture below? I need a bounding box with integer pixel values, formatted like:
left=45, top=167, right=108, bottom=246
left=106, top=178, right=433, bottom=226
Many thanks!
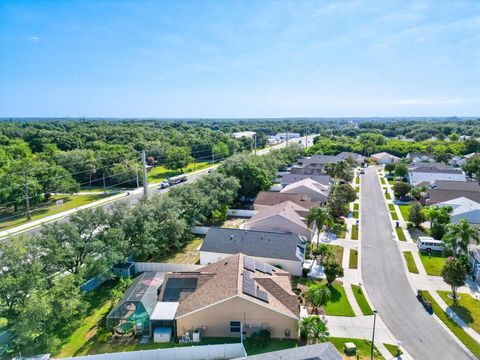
left=280, top=173, right=333, bottom=186
left=433, top=180, right=480, bottom=191
left=237, top=343, right=342, bottom=360
left=200, top=227, right=305, bottom=261
left=254, top=191, right=319, bottom=208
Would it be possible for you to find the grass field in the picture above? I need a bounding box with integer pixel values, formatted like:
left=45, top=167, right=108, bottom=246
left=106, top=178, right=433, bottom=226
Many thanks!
left=0, top=194, right=111, bottom=231
left=395, top=227, right=407, bottom=241
left=153, top=237, right=203, bottom=264
left=398, top=203, right=412, bottom=221
left=384, top=343, right=403, bottom=356
left=351, top=285, right=373, bottom=315
left=329, top=337, right=384, bottom=359
left=146, top=162, right=210, bottom=182
left=351, top=225, right=359, bottom=240
left=349, top=249, right=358, bottom=269
left=419, top=251, right=445, bottom=276
left=438, top=291, right=480, bottom=334
left=420, top=291, right=480, bottom=359
left=403, top=251, right=419, bottom=274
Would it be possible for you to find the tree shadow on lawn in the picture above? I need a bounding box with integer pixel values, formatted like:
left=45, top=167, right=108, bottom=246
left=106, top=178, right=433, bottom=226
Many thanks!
left=448, top=304, right=474, bottom=325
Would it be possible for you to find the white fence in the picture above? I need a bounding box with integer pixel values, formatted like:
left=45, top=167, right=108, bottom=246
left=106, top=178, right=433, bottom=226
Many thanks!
left=191, top=226, right=210, bottom=235
left=134, top=262, right=202, bottom=273
left=57, top=343, right=246, bottom=360
left=226, top=209, right=256, bottom=217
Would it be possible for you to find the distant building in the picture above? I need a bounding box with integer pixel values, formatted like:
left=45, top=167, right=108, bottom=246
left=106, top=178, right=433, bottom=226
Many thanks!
left=254, top=191, right=319, bottom=210
left=371, top=152, right=401, bottom=164
left=275, top=132, right=300, bottom=139
left=421, top=180, right=480, bottom=205
left=408, top=164, right=466, bottom=186
left=406, top=152, right=435, bottom=164
left=279, top=173, right=333, bottom=187
left=232, top=131, right=256, bottom=139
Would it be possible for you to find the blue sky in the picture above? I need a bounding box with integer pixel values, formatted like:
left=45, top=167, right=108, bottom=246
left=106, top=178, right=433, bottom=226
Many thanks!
left=0, top=0, right=479, bottom=117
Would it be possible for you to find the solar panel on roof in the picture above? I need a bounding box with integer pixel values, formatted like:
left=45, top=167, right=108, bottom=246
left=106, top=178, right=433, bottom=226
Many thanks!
left=255, top=288, right=269, bottom=303
left=244, top=256, right=255, bottom=272
left=242, top=270, right=269, bottom=303
left=255, top=261, right=266, bottom=273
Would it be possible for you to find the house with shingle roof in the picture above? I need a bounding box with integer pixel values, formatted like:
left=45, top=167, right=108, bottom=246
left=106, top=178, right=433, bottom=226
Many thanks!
left=437, top=197, right=480, bottom=224
left=200, top=227, right=307, bottom=275
left=408, top=163, right=467, bottom=186
left=254, top=191, right=319, bottom=210
left=279, top=173, right=333, bottom=187
left=243, top=200, right=311, bottom=239
left=281, top=178, right=330, bottom=204
left=371, top=152, right=401, bottom=164
left=237, top=342, right=342, bottom=360
left=107, top=255, right=300, bottom=341
left=406, top=152, right=436, bottom=164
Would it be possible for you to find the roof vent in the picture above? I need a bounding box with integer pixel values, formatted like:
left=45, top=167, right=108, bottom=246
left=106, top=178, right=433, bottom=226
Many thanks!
left=230, top=234, right=234, bottom=240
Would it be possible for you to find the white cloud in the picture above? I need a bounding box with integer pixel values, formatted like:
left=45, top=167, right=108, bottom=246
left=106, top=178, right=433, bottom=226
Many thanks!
left=29, top=36, right=40, bottom=42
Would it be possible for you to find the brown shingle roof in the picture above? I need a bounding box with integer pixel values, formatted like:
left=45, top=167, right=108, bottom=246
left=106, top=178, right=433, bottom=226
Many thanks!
left=424, top=189, right=480, bottom=205
left=254, top=191, right=318, bottom=208
left=173, top=254, right=299, bottom=319
left=246, top=200, right=309, bottom=230
left=433, top=180, right=480, bottom=191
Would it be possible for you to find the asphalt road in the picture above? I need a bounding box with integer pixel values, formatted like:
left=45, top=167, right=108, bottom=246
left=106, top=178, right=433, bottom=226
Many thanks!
left=360, top=166, right=473, bottom=360
left=4, top=135, right=315, bottom=240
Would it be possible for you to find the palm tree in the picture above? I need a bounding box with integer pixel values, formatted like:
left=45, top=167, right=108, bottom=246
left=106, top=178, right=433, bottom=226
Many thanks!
left=443, top=219, right=480, bottom=257
left=304, top=284, right=331, bottom=315
left=325, top=161, right=352, bottom=184
left=306, top=207, right=334, bottom=250
left=298, top=316, right=330, bottom=344
left=422, top=205, right=453, bottom=238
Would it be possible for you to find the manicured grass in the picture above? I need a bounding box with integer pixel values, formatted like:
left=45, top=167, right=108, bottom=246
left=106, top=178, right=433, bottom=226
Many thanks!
left=419, top=251, right=445, bottom=276
left=421, top=291, right=480, bottom=359
left=380, top=177, right=386, bottom=185
left=398, top=204, right=412, bottom=221
left=403, top=251, right=419, bottom=274
left=351, top=225, right=359, bottom=240
left=395, top=227, right=406, bottom=241
left=324, top=283, right=356, bottom=317
left=353, top=203, right=359, bottom=211
left=153, top=237, right=203, bottom=264
left=329, top=337, right=385, bottom=359
left=385, top=192, right=391, bottom=200
left=390, top=211, right=398, bottom=220
left=245, top=338, right=297, bottom=355
left=349, top=249, right=358, bottom=269
left=355, top=177, right=360, bottom=184
left=438, top=291, right=480, bottom=334
left=353, top=210, right=359, bottom=219
left=326, top=244, right=344, bottom=264
left=351, top=285, right=374, bottom=315
left=0, top=194, right=111, bottom=231
left=384, top=343, right=403, bottom=356
left=388, top=203, right=395, bottom=211
left=146, top=162, right=210, bottom=183
left=355, top=186, right=360, bottom=193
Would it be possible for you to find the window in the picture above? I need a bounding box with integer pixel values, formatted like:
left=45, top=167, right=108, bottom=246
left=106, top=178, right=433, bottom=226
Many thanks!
left=230, top=321, right=241, bottom=333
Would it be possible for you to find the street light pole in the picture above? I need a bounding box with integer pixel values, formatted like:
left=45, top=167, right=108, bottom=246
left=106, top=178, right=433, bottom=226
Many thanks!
left=371, top=310, right=378, bottom=360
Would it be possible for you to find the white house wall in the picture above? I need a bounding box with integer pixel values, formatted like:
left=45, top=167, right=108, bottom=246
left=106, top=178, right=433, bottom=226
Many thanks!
left=409, top=172, right=467, bottom=186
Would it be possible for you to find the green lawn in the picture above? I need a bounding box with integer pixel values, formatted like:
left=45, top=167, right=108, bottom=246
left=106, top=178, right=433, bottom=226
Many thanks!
left=349, top=249, right=358, bottom=269
left=355, top=177, right=360, bottom=184
left=395, top=227, right=406, bottom=241
left=146, top=162, right=210, bottom=183
left=0, top=194, right=111, bottom=231
left=380, top=177, right=386, bottom=185
left=329, top=337, right=385, bottom=359
left=390, top=211, right=398, bottom=220
left=385, top=192, right=391, bottom=200
left=353, top=203, right=359, bottom=211
left=324, top=244, right=344, bottom=264
left=355, top=186, right=359, bottom=193
left=438, top=291, right=480, bottom=334
left=353, top=210, right=359, bottom=219
left=403, top=251, right=419, bottom=274
left=384, top=343, right=403, bottom=356
left=419, top=252, right=445, bottom=276
left=398, top=204, right=412, bottom=221
left=388, top=204, right=395, bottom=211
left=244, top=338, right=297, bottom=355
left=421, top=291, right=480, bottom=359
left=351, top=285, right=373, bottom=315
left=351, top=225, right=359, bottom=240
left=153, top=237, right=203, bottom=264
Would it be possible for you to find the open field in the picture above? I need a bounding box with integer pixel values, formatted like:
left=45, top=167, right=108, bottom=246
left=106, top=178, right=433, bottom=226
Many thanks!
left=147, top=162, right=210, bottom=182
left=0, top=194, right=111, bottom=231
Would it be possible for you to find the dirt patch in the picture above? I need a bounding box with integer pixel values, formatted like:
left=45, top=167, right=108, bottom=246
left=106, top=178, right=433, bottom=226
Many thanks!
left=221, top=217, right=248, bottom=229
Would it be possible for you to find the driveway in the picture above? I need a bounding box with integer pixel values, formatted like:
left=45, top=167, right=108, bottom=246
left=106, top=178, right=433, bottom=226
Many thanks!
left=360, top=166, right=473, bottom=359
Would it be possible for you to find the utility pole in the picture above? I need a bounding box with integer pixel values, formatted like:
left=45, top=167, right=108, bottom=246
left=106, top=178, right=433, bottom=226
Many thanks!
left=24, top=174, right=31, bottom=220
left=212, top=148, right=215, bottom=164
left=141, top=150, right=148, bottom=197
left=102, top=172, right=106, bottom=195
left=370, top=310, right=378, bottom=360
left=135, top=164, right=140, bottom=188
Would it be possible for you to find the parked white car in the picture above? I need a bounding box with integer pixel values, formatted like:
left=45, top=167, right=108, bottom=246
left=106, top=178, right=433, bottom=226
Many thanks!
left=417, top=236, right=444, bottom=253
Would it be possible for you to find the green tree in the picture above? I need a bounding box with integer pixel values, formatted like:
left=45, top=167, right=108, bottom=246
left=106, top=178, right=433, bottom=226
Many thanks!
left=164, top=146, right=193, bottom=172
left=298, top=316, right=330, bottom=345
left=443, top=219, right=480, bottom=257
left=408, top=202, right=426, bottom=227
left=323, top=260, right=344, bottom=285
left=392, top=182, right=412, bottom=198
left=441, top=257, right=467, bottom=305
left=422, top=205, right=452, bottom=239
left=384, top=163, right=396, bottom=174
left=325, top=160, right=352, bottom=184
left=313, top=243, right=334, bottom=266
left=304, top=284, right=331, bottom=315
left=326, top=184, right=357, bottom=219
left=462, top=156, right=480, bottom=178
left=220, top=158, right=271, bottom=198
left=306, top=207, right=334, bottom=250
left=410, top=185, right=426, bottom=200
left=212, top=142, right=229, bottom=160
left=394, top=163, right=408, bottom=180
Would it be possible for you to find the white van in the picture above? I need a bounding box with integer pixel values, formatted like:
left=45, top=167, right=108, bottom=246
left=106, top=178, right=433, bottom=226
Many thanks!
left=417, top=236, right=444, bottom=253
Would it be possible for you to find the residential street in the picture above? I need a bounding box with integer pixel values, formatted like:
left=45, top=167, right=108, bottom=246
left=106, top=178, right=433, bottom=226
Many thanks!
left=360, top=166, right=473, bottom=360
